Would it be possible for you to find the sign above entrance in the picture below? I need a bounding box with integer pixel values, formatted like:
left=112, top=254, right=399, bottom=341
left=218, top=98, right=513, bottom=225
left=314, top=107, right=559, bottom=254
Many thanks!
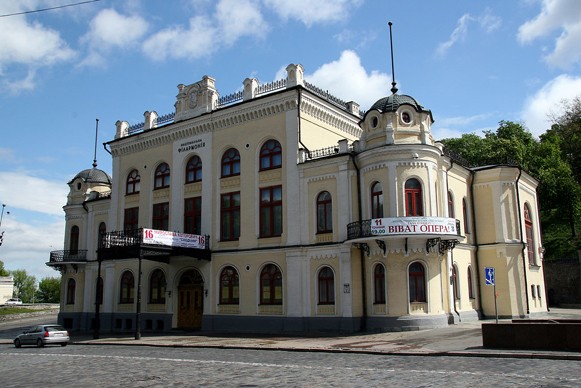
left=370, top=217, right=458, bottom=237
left=143, top=228, right=206, bottom=249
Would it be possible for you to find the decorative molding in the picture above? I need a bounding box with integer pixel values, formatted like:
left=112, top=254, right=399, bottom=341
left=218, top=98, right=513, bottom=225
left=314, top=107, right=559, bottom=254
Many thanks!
left=185, top=182, right=203, bottom=193
left=299, top=95, right=361, bottom=138
left=220, top=176, right=241, bottom=189
left=306, top=174, right=336, bottom=183
left=259, top=169, right=282, bottom=183
left=153, top=188, right=170, bottom=199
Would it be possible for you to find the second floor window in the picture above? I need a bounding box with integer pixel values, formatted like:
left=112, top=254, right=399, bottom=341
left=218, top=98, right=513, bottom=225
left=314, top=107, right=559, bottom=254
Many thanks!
left=448, top=191, right=454, bottom=218
left=259, top=139, right=282, bottom=171
left=371, top=182, right=383, bottom=219
left=405, top=178, right=423, bottom=216
left=317, top=191, right=333, bottom=233
left=184, top=197, right=202, bottom=235
left=221, top=192, right=240, bottom=241
left=126, top=169, right=140, bottom=195
left=152, top=202, right=169, bottom=231
left=260, top=186, right=282, bottom=238
left=154, top=163, right=170, bottom=189
left=221, top=148, right=240, bottom=178
left=524, top=204, right=535, bottom=265
left=185, top=155, right=202, bottom=183
left=69, top=225, right=79, bottom=254
left=124, top=207, right=139, bottom=233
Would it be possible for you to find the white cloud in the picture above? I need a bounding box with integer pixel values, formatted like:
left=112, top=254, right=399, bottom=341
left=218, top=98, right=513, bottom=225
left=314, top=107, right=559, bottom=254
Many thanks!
left=518, top=0, right=581, bottom=69
left=263, top=0, right=362, bottom=27
left=143, top=16, right=219, bottom=61
left=521, top=74, right=581, bottom=136
left=436, top=10, right=501, bottom=57
left=304, top=50, right=390, bottom=109
left=0, top=172, right=68, bottom=216
left=0, top=5, right=75, bottom=92
left=437, top=113, right=492, bottom=127
left=79, top=8, right=148, bottom=67
left=216, top=0, right=269, bottom=44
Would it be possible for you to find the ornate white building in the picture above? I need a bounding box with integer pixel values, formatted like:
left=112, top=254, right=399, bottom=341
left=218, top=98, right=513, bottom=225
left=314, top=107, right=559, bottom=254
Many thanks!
left=48, top=64, right=547, bottom=335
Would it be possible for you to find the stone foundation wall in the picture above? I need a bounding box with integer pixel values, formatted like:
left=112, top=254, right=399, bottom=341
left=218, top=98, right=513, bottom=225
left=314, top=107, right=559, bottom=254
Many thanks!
left=544, top=257, right=581, bottom=306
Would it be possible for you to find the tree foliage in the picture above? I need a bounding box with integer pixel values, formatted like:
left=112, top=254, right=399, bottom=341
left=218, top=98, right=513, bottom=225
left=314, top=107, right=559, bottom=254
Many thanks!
left=10, top=269, right=37, bottom=303
left=441, top=105, right=581, bottom=260
left=0, top=260, right=9, bottom=276
left=36, top=277, right=61, bottom=303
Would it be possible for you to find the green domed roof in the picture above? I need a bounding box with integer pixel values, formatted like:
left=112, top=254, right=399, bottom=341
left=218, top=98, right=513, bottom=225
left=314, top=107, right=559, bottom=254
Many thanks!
left=370, top=94, right=425, bottom=113
left=69, top=168, right=112, bottom=185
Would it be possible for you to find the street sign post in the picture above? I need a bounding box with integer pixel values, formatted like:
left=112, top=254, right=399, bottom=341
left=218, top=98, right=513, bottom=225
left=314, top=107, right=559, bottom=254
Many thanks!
left=485, top=267, right=498, bottom=323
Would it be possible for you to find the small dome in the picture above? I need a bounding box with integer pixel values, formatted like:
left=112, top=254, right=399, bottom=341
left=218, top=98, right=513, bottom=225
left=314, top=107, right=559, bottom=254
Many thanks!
left=69, top=168, right=112, bottom=185
left=370, top=94, right=426, bottom=113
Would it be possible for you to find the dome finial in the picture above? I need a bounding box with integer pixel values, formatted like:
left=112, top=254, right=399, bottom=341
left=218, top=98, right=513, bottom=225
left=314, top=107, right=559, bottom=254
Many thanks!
left=388, top=21, right=398, bottom=95
left=92, top=118, right=99, bottom=168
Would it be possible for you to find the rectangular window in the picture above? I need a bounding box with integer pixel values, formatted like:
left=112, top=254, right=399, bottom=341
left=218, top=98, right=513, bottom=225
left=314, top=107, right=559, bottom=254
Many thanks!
left=184, top=197, right=202, bottom=235
left=152, top=202, right=169, bottom=231
left=260, top=186, right=282, bottom=238
left=123, top=207, right=139, bottom=232
left=221, top=192, right=240, bottom=241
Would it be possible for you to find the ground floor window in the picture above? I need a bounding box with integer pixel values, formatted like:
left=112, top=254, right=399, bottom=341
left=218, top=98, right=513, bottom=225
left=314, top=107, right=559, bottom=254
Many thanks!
left=318, top=266, right=335, bottom=305
left=260, top=264, right=282, bottom=305
left=374, top=264, right=386, bottom=304
left=409, top=262, right=426, bottom=303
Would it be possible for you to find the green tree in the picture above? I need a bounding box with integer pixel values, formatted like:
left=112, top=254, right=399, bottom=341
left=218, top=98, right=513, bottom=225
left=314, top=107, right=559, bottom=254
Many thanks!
left=11, top=269, right=37, bottom=303
left=0, top=260, right=9, bottom=276
left=35, top=277, right=61, bottom=303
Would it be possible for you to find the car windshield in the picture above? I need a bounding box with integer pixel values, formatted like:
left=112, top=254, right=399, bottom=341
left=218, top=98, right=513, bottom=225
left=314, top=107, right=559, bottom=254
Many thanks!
left=45, top=326, right=66, bottom=332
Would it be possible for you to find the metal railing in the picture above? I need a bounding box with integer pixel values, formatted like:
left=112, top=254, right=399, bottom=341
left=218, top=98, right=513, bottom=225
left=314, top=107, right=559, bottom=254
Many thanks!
left=48, top=250, right=88, bottom=263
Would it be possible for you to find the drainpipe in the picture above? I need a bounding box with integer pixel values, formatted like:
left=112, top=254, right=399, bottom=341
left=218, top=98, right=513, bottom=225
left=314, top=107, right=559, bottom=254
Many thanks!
left=515, top=167, right=530, bottom=316
left=350, top=151, right=367, bottom=331
left=444, top=159, right=459, bottom=322
left=469, top=171, right=484, bottom=318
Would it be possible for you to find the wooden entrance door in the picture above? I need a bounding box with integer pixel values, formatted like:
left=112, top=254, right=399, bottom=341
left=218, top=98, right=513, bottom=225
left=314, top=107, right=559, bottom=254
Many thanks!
left=177, top=269, right=204, bottom=329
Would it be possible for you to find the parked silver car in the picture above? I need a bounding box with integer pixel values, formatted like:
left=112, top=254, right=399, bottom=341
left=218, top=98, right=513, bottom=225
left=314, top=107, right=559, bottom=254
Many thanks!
left=14, top=324, right=70, bottom=348
left=5, top=298, right=22, bottom=305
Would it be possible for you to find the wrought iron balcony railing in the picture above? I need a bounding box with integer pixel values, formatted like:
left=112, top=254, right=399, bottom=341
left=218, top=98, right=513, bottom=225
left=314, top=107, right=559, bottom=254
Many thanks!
left=48, top=250, right=88, bottom=264
left=99, top=228, right=210, bottom=250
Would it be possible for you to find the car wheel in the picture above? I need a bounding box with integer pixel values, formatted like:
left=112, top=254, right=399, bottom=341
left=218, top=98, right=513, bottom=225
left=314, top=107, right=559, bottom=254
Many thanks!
left=14, top=339, right=21, bottom=348
left=36, top=338, right=44, bottom=348
left=60, top=343, right=67, bottom=347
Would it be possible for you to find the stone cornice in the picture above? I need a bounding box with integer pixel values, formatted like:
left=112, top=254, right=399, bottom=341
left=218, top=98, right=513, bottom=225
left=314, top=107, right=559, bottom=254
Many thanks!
left=110, top=94, right=299, bottom=157
left=300, top=94, right=361, bottom=138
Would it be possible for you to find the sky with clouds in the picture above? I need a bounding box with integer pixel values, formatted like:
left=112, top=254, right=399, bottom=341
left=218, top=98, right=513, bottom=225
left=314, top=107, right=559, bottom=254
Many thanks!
left=0, top=0, right=580, bottom=282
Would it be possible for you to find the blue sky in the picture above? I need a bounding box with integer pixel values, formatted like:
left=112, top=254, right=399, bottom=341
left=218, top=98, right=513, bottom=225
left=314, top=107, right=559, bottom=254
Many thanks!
left=1, top=0, right=580, bottom=282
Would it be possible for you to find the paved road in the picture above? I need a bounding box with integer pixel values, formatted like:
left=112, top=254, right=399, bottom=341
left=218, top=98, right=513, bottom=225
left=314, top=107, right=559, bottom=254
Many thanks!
left=1, top=343, right=579, bottom=387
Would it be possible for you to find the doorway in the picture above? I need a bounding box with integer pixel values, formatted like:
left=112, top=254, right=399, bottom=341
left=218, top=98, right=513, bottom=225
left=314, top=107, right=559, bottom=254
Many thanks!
left=177, top=269, right=204, bottom=329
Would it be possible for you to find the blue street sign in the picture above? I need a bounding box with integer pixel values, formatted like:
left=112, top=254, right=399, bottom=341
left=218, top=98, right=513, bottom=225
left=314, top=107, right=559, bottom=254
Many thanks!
left=485, top=267, right=495, bottom=286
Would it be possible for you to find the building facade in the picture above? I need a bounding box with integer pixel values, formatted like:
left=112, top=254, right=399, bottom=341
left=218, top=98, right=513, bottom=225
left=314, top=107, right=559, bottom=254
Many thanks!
left=47, top=64, right=547, bottom=334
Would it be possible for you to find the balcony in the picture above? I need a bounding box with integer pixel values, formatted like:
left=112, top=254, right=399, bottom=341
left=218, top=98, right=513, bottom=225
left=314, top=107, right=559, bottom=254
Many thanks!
left=47, top=250, right=88, bottom=265
left=98, top=228, right=211, bottom=261
left=347, top=217, right=461, bottom=255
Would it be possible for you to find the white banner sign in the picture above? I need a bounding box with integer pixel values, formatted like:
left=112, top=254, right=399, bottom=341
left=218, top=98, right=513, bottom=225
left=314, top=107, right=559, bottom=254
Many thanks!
left=143, top=228, right=206, bottom=249
left=370, top=217, right=458, bottom=236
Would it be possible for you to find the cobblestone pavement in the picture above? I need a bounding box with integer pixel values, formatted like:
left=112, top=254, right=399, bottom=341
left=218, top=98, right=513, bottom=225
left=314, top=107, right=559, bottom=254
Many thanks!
left=0, top=344, right=579, bottom=387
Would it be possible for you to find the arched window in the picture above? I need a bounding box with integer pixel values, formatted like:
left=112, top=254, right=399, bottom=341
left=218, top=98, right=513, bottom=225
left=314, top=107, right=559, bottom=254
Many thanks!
left=409, top=262, right=426, bottom=303
left=318, top=266, right=335, bottom=305
left=126, top=169, right=140, bottom=194
left=149, top=269, right=166, bottom=304
left=119, top=271, right=135, bottom=304
left=185, top=155, right=202, bottom=183
left=259, top=139, right=282, bottom=171
left=371, top=182, right=383, bottom=219
left=524, top=204, right=536, bottom=265
left=66, top=278, right=76, bottom=304
left=317, top=191, right=333, bottom=233
left=452, top=265, right=460, bottom=300
left=374, top=264, right=386, bottom=304
left=260, top=264, right=282, bottom=305
left=97, top=222, right=106, bottom=249
left=220, top=266, right=239, bottom=305
left=221, top=148, right=240, bottom=177
left=448, top=191, right=454, bottom=218
left=405, top=178, right=423, bottom=216
left=467, top=266, right=475, bottom=299
left=69, top=225, right=79, bottom=254
left=154, top=163, right=170, bottom=189
left=463, top=198, right=470, bottom=234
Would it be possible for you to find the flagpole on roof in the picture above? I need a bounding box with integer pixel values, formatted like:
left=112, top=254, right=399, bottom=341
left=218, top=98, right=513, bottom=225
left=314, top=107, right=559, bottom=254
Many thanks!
left=389, top=21, right=398, bottom=95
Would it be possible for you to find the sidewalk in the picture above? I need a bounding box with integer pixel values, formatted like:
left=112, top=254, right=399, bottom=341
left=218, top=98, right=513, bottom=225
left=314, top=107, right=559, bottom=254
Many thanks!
left=73, top=308, right=581, bottom=360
